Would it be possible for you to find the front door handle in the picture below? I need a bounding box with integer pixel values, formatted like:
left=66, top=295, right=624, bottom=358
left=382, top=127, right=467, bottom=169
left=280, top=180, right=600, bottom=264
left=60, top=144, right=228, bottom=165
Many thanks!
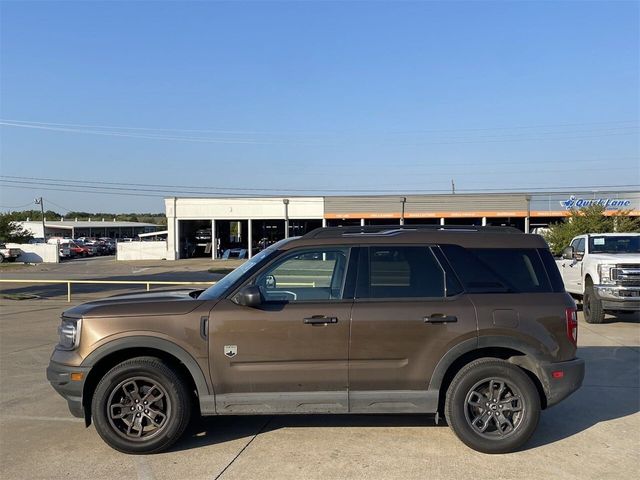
left=424, top=314, right=457, bottom=324
left=304, top=316, right=338, bottom=325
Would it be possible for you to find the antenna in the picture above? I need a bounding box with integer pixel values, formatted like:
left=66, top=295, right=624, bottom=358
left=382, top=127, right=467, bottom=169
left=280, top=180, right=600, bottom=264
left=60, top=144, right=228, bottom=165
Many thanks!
left=451, top=179, right=456, bottom=194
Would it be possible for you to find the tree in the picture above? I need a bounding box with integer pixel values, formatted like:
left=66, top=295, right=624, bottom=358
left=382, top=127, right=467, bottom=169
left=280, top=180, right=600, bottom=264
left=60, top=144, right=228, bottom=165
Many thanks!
left=543, top=205, right=640, bottom=255
left=0, top=214, right=33, bottom=243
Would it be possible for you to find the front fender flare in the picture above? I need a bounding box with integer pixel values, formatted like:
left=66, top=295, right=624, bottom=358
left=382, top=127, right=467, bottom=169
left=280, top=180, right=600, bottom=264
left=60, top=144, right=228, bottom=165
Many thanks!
left=81, top=336, right=211, bottom=397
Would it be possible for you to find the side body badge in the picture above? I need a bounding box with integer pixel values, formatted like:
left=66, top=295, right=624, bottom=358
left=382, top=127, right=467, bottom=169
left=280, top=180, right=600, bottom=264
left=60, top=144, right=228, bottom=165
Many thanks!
left=224, top=345, right=237, bottom=358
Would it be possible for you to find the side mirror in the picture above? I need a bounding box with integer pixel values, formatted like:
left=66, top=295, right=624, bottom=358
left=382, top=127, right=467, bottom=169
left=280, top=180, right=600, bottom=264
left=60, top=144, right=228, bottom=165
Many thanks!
left=562, top=246, right=574, bottom=260
left=234, top=285, right=263, bottom=308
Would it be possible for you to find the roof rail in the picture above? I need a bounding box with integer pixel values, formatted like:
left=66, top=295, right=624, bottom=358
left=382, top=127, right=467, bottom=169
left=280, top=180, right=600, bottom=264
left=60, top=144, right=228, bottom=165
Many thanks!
left=302, top=224, right=522, bottom=239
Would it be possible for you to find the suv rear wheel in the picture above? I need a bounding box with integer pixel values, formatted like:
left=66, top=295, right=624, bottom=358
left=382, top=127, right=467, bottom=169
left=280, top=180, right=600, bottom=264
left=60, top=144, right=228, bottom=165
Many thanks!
left=445, top=358, right=540, bottom=454
left=91, top=356, right=192, bottom=454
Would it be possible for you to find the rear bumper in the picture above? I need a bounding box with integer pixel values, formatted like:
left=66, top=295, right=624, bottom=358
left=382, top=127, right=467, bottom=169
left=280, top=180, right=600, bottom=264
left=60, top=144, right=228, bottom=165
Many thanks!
left=539, top=358, right=585, bottom=408
left=46, top=359, right=91, bottom=418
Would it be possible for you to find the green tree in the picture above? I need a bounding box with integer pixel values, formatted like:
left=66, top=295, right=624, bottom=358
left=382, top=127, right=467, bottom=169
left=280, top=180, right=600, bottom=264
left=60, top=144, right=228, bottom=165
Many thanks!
left=0, top=214, right=33, bottom=243
left=544, top=205, right=640, bottom=255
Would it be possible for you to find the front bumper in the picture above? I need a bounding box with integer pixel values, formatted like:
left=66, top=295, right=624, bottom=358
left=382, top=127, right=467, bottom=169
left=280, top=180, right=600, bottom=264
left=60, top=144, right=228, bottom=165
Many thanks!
left=539, top=358, right=585, bottom=408
left=46, top=359, right=91, bottom=418
left=594, top=285, right=640, bottom=311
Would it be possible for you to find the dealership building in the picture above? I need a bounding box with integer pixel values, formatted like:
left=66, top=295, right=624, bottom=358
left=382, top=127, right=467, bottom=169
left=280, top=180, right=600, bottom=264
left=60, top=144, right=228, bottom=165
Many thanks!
left=19, top=219, right=161, bottom=240
left=165, top=190, right=640, bottom=260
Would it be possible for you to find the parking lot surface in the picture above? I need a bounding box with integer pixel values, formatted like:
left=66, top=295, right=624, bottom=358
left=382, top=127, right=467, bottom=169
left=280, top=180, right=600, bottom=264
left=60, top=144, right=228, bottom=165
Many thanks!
left=0, top=261, right=638, bottom=480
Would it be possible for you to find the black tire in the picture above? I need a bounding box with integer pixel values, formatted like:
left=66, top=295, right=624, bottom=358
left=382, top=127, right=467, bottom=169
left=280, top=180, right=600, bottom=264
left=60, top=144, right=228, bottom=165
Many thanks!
left=0, top=254, right=4, bottom=263
left=91, top=356, right=192, bottom=454
left=445, top=358, right=540, bottom=454
left=584, top=281, right=605, bottom=324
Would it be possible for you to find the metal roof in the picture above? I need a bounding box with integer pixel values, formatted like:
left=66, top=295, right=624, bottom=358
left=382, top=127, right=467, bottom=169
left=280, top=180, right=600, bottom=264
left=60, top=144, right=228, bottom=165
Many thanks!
left=19, top=220, right=161, bottom=229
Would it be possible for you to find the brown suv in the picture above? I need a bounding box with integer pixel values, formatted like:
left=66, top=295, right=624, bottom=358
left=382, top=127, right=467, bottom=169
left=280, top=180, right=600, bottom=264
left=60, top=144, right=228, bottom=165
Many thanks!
left=47, top=226, right=584, bottom=454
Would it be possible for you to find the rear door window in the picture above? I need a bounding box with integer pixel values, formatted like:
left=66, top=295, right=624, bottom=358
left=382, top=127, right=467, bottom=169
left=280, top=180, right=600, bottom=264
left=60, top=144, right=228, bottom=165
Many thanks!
left=359, top=246, right=446, bottom=299
left=440, top=245, right=553, bottom=293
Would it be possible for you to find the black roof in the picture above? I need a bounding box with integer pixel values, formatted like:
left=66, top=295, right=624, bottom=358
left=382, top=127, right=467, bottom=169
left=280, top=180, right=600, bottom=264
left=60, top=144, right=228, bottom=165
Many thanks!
left=302, top=224, right=522, bottom=239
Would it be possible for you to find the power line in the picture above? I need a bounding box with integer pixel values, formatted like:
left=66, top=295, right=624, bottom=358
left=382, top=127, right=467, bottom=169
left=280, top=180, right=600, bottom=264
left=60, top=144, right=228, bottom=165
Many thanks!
left=0, top=201, right=37, bottom=209
left=1, top=179, right=638, bottom=200
left=2, top=118, right=638, bottom=135
left=42, top=198, right=74, bottom=212
left=1, top=120, right=637, bottom=146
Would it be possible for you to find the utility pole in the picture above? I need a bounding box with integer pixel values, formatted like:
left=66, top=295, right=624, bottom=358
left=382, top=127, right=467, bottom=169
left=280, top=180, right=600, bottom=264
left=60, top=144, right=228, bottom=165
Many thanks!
left=34, top=197, right=46, bottom=239
left=283, top=199, right=290, bottom=238
left=451, top=179, right=456, bottom=194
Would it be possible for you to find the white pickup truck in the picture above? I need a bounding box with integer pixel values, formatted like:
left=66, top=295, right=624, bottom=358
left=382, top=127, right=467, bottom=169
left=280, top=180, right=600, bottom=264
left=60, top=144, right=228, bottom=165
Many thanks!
left=557, top=233, right=640, bottom=323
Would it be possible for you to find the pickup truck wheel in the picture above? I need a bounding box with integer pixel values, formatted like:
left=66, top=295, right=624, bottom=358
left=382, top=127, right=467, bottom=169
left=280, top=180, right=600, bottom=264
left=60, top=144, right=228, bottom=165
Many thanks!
left=445, top=358, right=540, bottom=454
left=0, top=254, right=4, bottom=263
left=91, top=356, right=191, bottom=454
left=584, top=282, right=605, bottom=324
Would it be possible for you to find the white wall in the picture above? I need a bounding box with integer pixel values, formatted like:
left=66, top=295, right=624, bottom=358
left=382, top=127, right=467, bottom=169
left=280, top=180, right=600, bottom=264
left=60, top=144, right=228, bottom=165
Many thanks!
left=117, top=241, right=167, bottom=261
left=164, top=196, right=325, bottom=260
left=6, top=243, right=59, bottom=263
left=166, top=197, right=325, bottom=220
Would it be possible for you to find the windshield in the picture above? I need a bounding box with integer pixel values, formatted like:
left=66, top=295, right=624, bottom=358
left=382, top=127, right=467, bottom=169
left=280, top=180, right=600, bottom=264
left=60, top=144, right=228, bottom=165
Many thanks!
left=589, top=236, right=640, bottom=254
left=197, top=238, right=294, bottom=300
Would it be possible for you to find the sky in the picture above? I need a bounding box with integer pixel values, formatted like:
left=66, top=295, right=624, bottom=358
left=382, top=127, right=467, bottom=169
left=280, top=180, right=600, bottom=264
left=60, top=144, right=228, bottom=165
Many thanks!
left=1, top=0, right=639, bottom=214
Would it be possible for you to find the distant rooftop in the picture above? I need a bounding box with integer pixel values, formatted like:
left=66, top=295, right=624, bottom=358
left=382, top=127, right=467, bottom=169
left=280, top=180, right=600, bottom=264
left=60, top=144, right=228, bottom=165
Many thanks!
left=19, top=220, right=160, bottom=229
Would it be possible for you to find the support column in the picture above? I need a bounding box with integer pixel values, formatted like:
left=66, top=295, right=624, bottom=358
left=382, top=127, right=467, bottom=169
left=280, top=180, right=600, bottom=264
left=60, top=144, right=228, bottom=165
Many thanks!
left=360, top=218, right=365, bottom=226
left=247, top=219, right=253, bottom=259
left=524, top=216, right=530, bottom=234
left=322, top=218, right=327, bottom=227
left=211, top=219, right=217, bottom=260
left=482, top=217, right=487, bottom=226
left=283, top=199, right=290, bottom=238
left=400, top=197, right=406, bottom=225
left=440, top=218, right=445, bottom=226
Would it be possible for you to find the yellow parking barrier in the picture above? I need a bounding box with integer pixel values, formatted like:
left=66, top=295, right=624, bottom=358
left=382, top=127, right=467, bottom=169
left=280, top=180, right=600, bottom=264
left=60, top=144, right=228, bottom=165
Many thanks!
left=0, top=279, right=215, bottom=302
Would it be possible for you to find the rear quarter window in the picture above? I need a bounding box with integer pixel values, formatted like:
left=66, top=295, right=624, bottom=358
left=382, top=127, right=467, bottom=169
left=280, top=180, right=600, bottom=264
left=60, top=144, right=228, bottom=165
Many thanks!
left=440, top=245, right=553, bottom=293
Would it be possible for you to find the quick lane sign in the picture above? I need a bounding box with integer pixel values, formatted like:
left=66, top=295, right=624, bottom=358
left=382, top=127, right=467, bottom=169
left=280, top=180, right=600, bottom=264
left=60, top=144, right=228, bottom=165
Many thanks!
left=560, top=195, right=632, bottom=210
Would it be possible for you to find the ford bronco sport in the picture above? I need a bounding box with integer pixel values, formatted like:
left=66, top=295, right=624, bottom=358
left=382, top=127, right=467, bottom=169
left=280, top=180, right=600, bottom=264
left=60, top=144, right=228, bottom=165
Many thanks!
left=47, top=226, right=584, bottom=454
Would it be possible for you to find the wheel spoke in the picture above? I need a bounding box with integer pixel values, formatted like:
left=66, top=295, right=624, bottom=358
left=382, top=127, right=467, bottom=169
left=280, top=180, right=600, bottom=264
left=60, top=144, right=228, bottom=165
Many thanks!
left=109, top=403, right=131, bottom=420
left=142, top=385, right=164, bottom=404
left=467, top=390, right=488, bottom=409
left=471, top=411, right=492, bottom=433
left=122, top=380, right=141, bottom=402
left=145, top=406, right=167, bottom=424
left=494, top=411, right=515, bottom=436
left=499, top=395, right=522, bottom=412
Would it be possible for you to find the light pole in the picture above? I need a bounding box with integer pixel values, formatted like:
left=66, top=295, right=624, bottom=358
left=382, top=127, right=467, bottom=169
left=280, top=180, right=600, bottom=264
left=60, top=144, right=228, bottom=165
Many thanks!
left=400, top=197, right=406, bottom=225
left=283, top=199, right=290, bottom=238
left=34, top=197, right=46, bottom=239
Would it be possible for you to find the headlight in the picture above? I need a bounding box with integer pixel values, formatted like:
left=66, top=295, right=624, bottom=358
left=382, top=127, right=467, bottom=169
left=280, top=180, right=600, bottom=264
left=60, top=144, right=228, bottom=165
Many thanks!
left=57, top=317, right=81, bottom=350
left=598, top=264, right=617, bottom=284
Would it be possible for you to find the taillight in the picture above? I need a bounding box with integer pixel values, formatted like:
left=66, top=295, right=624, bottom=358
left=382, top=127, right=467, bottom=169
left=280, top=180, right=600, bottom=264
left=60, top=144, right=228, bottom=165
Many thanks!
left=566, top=307, right=578, bottom=345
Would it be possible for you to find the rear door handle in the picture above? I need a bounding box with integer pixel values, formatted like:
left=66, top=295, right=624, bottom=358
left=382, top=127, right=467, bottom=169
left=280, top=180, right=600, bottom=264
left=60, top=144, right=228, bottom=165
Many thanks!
left=304, top=316, right=338, bottom=325
left=424, top=314, right=457, bottom=324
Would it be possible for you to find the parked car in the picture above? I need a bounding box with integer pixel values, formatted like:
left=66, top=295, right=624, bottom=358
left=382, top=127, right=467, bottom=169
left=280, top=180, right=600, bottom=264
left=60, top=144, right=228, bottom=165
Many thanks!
left=74, top=240, right=97, bottom=257
left=557, top=233, right=640, bottom=323
left=0, top=243, right=22, bottom=262
left=48, top=225, right=584, bottom=455
left=59, top=244, right=72, bottom=260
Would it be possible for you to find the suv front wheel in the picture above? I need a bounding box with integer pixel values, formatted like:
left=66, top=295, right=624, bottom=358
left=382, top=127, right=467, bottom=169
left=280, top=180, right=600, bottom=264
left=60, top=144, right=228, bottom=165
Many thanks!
left=445, top=358, right=540, bottom=454
left=91, top=356, right=192, bottom=454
